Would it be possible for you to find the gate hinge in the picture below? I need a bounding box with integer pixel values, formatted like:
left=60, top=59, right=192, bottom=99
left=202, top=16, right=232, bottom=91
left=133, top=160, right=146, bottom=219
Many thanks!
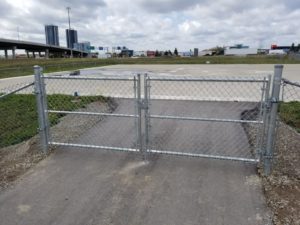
left=263, top=101, right=271, bottom=111
left=263, top=154, right=273, bottom=159
left=270, top=97, right=279, bottom=104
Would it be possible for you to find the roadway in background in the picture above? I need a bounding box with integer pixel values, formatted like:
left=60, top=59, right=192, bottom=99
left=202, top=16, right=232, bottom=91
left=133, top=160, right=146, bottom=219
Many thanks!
left=1, top=64, right=299, bottom=91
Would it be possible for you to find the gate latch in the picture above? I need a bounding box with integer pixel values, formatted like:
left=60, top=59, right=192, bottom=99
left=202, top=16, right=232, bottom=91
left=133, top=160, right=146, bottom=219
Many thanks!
left=139, top=100, right=148, bottom=110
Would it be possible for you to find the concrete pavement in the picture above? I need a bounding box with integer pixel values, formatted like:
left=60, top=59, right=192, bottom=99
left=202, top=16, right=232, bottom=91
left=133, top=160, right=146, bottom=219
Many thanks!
left=1, top=64, right=299, bottom=91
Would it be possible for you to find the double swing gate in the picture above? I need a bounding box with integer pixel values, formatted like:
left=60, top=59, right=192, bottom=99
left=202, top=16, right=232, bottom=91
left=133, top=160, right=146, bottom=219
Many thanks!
left=34, top=65, right=283, bottom=171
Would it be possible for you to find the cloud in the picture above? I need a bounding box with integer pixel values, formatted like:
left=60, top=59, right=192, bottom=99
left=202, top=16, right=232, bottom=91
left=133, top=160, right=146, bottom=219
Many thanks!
left=0, top=1, right=13, bottom=18
left=137, top=0, right=203, bottom=13
left=0, top=0, right=300, bottom=51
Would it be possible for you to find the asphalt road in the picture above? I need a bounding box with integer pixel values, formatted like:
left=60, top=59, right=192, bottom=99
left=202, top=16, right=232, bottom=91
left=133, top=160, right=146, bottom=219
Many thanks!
left=0, top=99, right=271, bottom=225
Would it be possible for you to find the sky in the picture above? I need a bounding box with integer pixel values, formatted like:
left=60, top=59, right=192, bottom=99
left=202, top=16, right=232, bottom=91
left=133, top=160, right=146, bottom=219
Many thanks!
left=0, top=0, right=300, bottom=51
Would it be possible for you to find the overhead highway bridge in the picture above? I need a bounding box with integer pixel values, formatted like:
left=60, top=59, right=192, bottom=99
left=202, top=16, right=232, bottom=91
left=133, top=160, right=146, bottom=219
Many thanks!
left=0, top=38, right=89, bottom=59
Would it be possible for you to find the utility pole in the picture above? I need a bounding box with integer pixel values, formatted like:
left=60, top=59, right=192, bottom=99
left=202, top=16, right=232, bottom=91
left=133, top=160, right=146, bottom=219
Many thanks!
left=66, top=6, right=73, bottom=58
left=17, top=26, right=20, bottom=40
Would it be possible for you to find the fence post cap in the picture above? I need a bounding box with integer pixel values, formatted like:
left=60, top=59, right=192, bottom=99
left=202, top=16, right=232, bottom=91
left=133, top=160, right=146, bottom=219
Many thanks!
left=274, top=64, right=284, bottom=68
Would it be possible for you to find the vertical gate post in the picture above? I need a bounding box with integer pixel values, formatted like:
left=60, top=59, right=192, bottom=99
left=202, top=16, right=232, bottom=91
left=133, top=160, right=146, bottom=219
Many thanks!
left=258, top=75, right=271, bottom=160
left=133, top=76, right=139, bottom=150
left=144, top=74, right=150, bottom=155
left=136, top=74, right=145, bottom=158
left=34, top=65, right=49, bottom=153
left=264, top=65, right=283, bottom=175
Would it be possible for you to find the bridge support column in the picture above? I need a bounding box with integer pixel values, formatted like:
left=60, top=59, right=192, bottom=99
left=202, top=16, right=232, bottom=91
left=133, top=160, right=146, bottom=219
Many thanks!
left=4, top=49, right=8, bottom=59
left=45, top=49, right=49, bottom=59
left=12, top=46, right=17, bottom=59
left=26, top=50, right=30, bottom=58
left=33, top=52, right=36, bottom=58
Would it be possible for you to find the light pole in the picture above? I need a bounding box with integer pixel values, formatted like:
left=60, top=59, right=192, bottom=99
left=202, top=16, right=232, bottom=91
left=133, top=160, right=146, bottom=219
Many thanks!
left=66, top=6, right=73, bottom=58
left=17, top=26, right=20, bottom=41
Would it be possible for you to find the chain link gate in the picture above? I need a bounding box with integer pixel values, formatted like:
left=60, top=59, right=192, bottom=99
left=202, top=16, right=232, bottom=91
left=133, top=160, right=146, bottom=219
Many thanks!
left=142, top=74, right=271, bottom=163
left=34, top=65, right=283, bottom=173
left=35, top=66, right=142, bottom=154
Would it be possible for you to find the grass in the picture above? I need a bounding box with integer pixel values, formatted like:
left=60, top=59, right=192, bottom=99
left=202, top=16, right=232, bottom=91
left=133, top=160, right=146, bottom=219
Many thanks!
left=279, top=101, right=300, bottom=133
left=1, top=92, right=299, bottom=148
left=0, top=55, right=299, bottom=79
left=0, top=94, right=107, bottom=148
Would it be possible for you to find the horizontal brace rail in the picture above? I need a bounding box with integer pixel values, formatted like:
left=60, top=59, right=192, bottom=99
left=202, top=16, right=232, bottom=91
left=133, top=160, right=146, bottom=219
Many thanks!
left=149, top=114, right=263, bottom=124
left=147, top=149, right=259, bottom=163
left=49, top=142, right=139, bottom=152
left=43, top=76, right=135, bottom=81
left=47, top=110, right=138, bottom=118
left=0, top=82, right=34, bottom=99
left=282, top=78, right=300, bottom=88
left=148, top=77, right=268, bottom=83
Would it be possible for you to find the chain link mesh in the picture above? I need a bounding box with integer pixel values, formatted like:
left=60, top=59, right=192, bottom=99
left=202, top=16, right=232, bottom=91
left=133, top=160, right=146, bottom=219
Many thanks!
left=42, top=75, right=138, bottom=150
left=146, top=75, right=268, bottom=160
left=273, top=79, right=300, bottom=176
left=0, top=82, right=36, bottom=148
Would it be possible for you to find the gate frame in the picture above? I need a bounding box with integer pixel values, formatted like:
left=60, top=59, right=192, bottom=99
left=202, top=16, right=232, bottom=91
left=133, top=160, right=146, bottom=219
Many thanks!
left=142, top=70, right=277, bottom=167
left=34, top=66, right=142, bottom=155
left=34, top=65, right=283, bottom=175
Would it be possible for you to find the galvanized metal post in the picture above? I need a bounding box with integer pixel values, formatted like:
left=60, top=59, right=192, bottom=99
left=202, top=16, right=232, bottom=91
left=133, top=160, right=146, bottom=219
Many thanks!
left=34, top=65, right=49, bottom=153
left=137, top=74, right=144, bottom=158
left=133, top=76, right=139, bottom=150
left=257, top=75, right=271, bottom=160
left=144, top=74, right=149, bottom=155
left=264, top=65, right=283, bottom=175
left=40, top=67, right=50, bottom=147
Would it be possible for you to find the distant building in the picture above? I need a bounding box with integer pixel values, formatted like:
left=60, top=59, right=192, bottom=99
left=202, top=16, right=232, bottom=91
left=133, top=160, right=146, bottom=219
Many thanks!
left=45, top=25, right=59, bottom=46
left=271, top=44, right=290, bottom=53
left=147, top=51, right=155, bottom=57
left=199, top=50, right=214, bottom=56
left=225, top=44, right=257, bottom=56
left=194, top=48, right=199, bottom=57
left=133, top=51, right=147, bottom=57
left=74, top=42, right=91, bottom=53
left=66, top=29, right=78, bottom=49
left=268, top=49, right=287, bottom=55
left=120, top=49, right=134, bottom=57
left=178, top=51, right=193, bottom=57
left=228, top=44, right=249, bottom=49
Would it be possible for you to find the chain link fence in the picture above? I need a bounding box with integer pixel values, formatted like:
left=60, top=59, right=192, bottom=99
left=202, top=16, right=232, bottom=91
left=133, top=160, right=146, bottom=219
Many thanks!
left=273, top=79, right=300, bottom=176
left=1, top=64, right=298, bottom=176
left=0, top=82, right=36, bottom=148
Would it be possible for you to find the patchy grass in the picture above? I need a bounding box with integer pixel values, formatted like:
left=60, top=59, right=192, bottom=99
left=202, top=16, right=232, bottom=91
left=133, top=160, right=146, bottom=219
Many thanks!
left=0, top=94, right=107, bottom=148
left=0, top=55, right=299, bottom=79
left=279, top=101, right=300, bottom=132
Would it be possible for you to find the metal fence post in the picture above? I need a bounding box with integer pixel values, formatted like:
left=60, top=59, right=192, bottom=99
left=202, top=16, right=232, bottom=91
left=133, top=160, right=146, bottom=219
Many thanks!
left=133, top=76, right=139, bottom=150
left=144, top=74, right=150, bottom=156
left=264, top=65, right=283, bottom=175
left=137, top=74, right=144, bottom=158
left=257, top=75, right=271, bottom=160
left=34, top=65, right=49, bottom=153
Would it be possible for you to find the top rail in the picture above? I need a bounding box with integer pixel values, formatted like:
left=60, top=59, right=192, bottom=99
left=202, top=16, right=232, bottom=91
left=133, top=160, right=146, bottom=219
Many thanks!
left=43, top=76, right=135, bottom=81
left=148, top=76, right=269, bottom=83
left=0, top=82, right=34, bottom=99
